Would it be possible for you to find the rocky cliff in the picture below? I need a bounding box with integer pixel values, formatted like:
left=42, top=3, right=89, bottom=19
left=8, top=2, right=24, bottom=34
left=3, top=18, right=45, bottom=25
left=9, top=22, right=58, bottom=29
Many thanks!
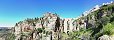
left=14, top=1, right=114, bottom=40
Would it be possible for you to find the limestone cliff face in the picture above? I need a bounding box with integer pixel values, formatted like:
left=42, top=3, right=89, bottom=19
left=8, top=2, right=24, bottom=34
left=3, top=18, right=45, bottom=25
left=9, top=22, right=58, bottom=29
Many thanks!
left=15, top=12, right=59, bottom=31
left=63, top=18, right=78, bottom=33
left=41, top=12, right=59, bottom=31
left=14, top=12, right=88, bottom=40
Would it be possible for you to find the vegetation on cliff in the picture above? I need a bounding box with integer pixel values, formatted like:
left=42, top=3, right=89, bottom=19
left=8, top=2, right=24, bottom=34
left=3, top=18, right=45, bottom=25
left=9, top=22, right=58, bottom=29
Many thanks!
left=66, top=3, right=114, bottom=40
left=13, top=3, right=114, bottom=40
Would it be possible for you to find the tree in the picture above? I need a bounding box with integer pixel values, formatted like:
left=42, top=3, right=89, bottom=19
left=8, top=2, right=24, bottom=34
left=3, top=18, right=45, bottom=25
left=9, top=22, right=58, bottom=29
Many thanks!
left=55, top=17, right=60, bottom=32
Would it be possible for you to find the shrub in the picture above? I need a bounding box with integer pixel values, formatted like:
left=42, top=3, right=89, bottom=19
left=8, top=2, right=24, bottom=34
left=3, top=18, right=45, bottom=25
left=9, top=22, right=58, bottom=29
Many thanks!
left=37, top=28, right=44, bottom=33
left=102, top=23, right=114, bottom=35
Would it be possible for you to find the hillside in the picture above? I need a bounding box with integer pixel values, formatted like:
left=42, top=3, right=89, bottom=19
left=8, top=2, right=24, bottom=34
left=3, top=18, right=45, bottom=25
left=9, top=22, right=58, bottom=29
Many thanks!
left=70, top=2, right=114, bottom=40
left=13, top=2, right=114, bottom=40
left=0, top=27, right=14, bottom=40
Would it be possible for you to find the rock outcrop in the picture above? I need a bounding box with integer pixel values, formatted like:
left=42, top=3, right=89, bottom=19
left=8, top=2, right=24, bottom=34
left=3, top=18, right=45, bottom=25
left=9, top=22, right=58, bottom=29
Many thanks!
left=98, top=35, right=114, bottom=40
left=14, top=1, right=114, bottom=40
left=14, top=11, right=87, bottom=40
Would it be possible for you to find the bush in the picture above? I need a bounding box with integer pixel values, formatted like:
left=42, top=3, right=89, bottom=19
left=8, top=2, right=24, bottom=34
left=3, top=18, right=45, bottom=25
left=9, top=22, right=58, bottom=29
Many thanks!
left=6, top=33, right=15, bottom=40
left=102, top=23, right=114, bottom=35
left=67, top=28, right=93, bottom=40
left=37, top=28, right=44, bottom=33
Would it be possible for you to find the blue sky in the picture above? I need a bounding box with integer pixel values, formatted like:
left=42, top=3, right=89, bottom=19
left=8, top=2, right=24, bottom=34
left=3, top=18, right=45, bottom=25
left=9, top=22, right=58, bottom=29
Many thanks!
left=0, top=0, right=113, bottom=27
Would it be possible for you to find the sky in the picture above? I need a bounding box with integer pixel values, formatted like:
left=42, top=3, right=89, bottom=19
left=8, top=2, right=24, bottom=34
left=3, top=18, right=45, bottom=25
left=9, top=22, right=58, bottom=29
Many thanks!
left=0, top=0, right=113, bottom=27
